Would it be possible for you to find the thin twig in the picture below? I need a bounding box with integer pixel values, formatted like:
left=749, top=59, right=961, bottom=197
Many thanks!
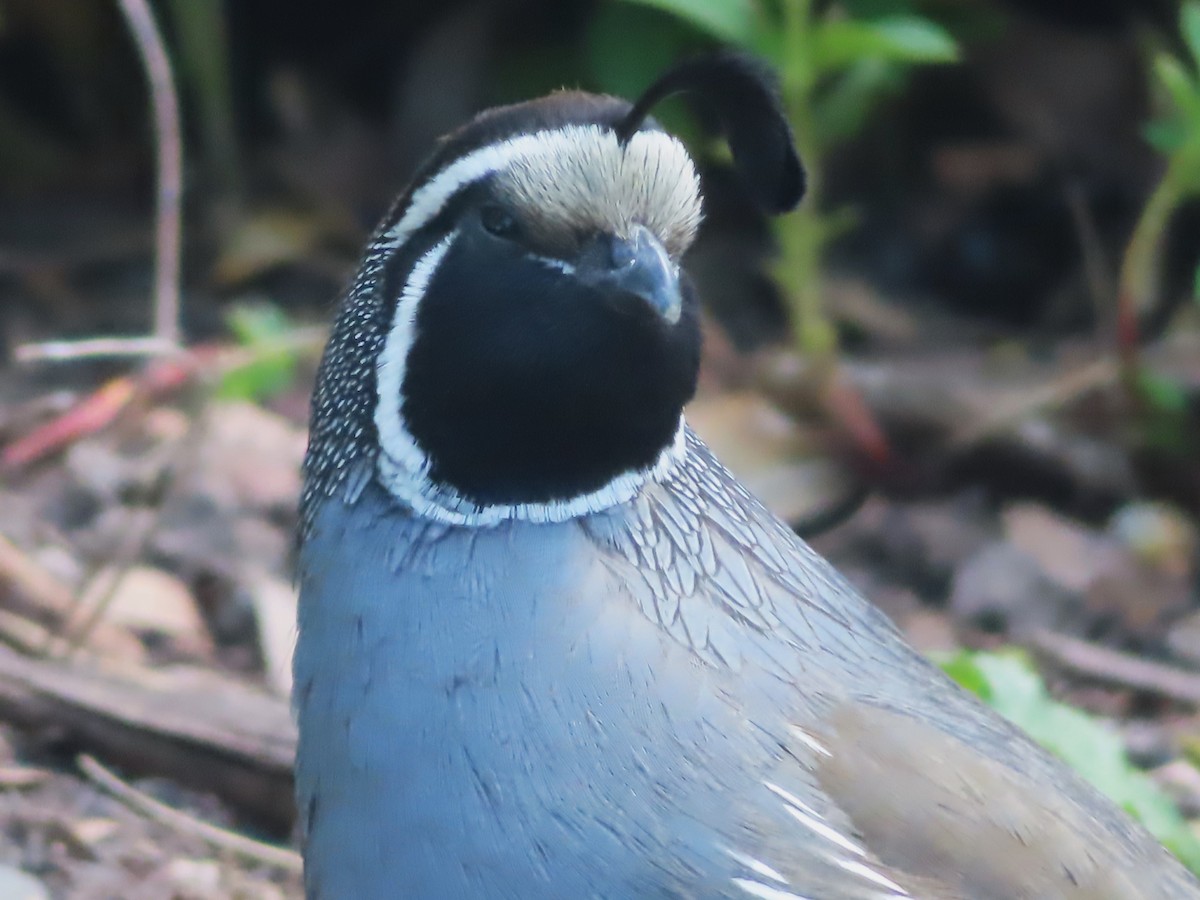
left=55, top=406, right=203, bottom=658
left=949, top=358, right=1118, bottom=449
left=78, top=754, right=303, bottom=874
left=53, top=510, right=159, bottom=660
left=0, top=533, right=143, bottom=659
left=1064, top=178, right=1116, bottom=341
left=1031, top=629, right=1200, bottom=707
left=115, top=0, right=183, bottom=346
left=15, top=336, right=181, bottom=364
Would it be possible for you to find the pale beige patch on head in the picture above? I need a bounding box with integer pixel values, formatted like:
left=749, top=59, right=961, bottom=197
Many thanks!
left=495, top=125, right=703, bottom=258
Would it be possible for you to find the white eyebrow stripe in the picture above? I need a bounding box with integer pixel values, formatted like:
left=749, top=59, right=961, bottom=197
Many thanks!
left=382, top=137, right=541, bottom=247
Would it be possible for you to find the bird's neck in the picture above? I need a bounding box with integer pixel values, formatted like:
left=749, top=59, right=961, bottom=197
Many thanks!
left=375, top=416, right=691, bottom=527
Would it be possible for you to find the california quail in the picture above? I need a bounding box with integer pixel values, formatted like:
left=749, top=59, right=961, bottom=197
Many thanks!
left=294, top=55, right=1200, bottom=899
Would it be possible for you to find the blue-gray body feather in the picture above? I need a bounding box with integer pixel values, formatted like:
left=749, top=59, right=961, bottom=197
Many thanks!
left=296, top=431, right=1190, bottom=899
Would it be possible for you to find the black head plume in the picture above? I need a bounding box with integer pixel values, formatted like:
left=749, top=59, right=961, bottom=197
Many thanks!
left=615, top=52, right=805, bottom=214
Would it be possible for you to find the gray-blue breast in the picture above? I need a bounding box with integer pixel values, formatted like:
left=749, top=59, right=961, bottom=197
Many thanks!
left=294, top=54, right=1199, bottom=899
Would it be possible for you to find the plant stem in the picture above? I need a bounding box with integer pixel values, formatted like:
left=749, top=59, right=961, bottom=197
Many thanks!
left=777, top=0, right=837, bottom=368
left=115, top=0, right=183, bottom=347
left=1117, top=157, right=1187, bottom=379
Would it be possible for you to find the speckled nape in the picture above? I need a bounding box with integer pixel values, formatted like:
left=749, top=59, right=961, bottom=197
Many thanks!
left=300, top=239, right=394, bottom=539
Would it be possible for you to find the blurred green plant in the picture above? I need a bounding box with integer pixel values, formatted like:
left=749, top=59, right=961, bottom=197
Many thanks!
left=1130, top=1, right=1200, bottom=319
left=216, top=301, right=301, bottom=402
left=1121, top=1, right=1200, bottom=451
left=163, top=0, right=241, bottom=196
left=943, top=649, right=1200, bottom=873
left=614, top=0, right=958, bottom=371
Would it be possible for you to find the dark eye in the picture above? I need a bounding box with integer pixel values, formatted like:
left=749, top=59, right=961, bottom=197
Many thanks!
left=480, top=205, right=519, bottom=239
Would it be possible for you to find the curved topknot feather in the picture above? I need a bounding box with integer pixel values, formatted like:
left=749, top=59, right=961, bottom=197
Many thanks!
left=616, top=52, right=805, bottom=214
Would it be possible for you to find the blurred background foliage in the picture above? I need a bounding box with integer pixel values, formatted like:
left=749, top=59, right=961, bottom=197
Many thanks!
left=0, top=0, right=1194, bottom=369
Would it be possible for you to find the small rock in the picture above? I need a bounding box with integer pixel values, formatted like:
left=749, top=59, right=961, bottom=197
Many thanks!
left=686, top=392, right=855, bottom=526
left=879, top=494, right=995, bottom=595
left=1086, top=548, right=1191, bottom=643
left=1109, top=502, right=1198, bottom=579
left=0, top=766, right=53, bottom=788
left=181, top=402, right=306, bottom=515
left=899, top=607, right=959, bottom=654
left=0, top=865, right=49, bottom=900
left=64, top=440, right=137, bottom=505
left=949, top=542, right=1081, bottom=638
left=141, top=406, right=192, bottom=444
left=1003, top=503, right=1103, bottom=594
left=247, top=572, right=299, bottom=695
left=164, top=857, right=223, bottom=898
left=72, top=565, right=212, bottom=657
left=1122, top=721, right=1175, bottom=769
left=67, top=817, right=121, bottom=849
left=1151, top=759, right=1200, bottom=818
left=1167, top=611, right=1200, bottom=668
left=32, top=543, right=87, bottom=592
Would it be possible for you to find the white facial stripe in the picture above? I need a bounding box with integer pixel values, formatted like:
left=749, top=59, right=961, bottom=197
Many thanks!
left=383, top=140, right=534, bottom=247
left=375, top=232, right=458, bottom=487
left=373, top=228, right=690, bottom=527
left=381, top=125, right=701, bottom=255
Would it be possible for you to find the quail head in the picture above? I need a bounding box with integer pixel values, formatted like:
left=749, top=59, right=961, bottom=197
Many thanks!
left=295, top=54, right=1200, bottom=899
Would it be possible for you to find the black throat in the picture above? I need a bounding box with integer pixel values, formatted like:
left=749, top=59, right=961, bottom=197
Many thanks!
left=398, top=227, right=701, bottom=508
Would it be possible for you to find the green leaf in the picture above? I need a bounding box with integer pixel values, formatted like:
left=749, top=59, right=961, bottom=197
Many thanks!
left=813, top=16, right=958, bottom=72
left=164, top=0, right=239, bottom=189
left=615, top=0, right=762, bottom=47
left=1143, top=118, right=1189, bottom=153
left=1154, top=54, right=1200, bottom=123
left=943, top=649, right=1200, bottom=873
left=814, top=58, right=903, bottom=145
left=939, top=652, right=993, bottom=702
left=1139, top=371, right=1190, bottom=414
left=588, top=4, right=703, bottom=110
left=217, top=301, right=299, bottom=402
left=1182, top=1, right=1200, bottom=71
left=841, top=0, right=920, bottom=17
left=1193, top=258, right=1200, bottom=303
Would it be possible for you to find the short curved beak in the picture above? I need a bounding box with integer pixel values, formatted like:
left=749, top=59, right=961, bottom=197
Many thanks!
left=576, top=225, right=682, bottom=324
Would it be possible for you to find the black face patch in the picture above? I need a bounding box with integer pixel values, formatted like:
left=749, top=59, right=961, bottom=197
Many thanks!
left=400, top=213, right=701, bottom=507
